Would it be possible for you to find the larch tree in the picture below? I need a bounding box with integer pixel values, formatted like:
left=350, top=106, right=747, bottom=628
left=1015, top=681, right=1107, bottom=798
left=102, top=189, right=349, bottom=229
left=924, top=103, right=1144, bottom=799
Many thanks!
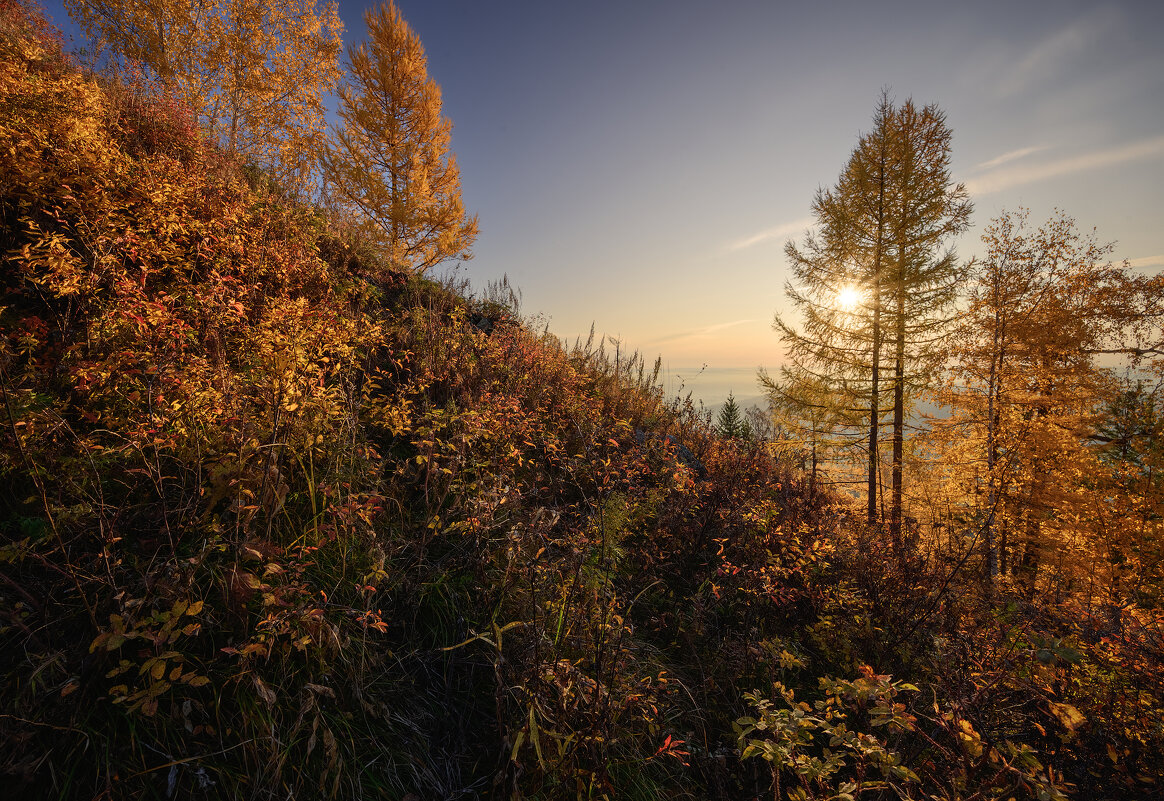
left=63, top=0, right=344, bottom=190
left=760, top=366, right=850, bottom=502
left=775, top=94, right=969, bottom=543
left=777, top=97, right=890, bottom=527
left=324, top=1, right=477, bottom=275
left=881, top=99, right=971, bottom=546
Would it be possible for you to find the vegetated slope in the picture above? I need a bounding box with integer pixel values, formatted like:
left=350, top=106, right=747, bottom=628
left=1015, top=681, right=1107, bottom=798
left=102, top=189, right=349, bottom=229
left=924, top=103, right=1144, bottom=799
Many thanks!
left=1, top=5, right=1161, bottom=800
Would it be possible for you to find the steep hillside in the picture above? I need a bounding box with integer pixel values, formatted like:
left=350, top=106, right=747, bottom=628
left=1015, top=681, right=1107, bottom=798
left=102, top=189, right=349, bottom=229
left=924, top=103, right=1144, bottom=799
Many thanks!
left=1, top=4, right=1161, bottom=800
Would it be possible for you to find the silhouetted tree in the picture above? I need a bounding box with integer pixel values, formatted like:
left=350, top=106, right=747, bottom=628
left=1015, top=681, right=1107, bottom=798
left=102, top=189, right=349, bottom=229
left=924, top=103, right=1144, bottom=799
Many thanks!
left=776, top=93, right=970, bottom=545
left=716, top=393, right=749, bottom=439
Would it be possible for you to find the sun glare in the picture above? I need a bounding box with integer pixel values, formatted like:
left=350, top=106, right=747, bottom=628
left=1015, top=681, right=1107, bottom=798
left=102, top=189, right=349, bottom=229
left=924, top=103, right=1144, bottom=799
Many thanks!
left=836, top=286, right=864, bottom=311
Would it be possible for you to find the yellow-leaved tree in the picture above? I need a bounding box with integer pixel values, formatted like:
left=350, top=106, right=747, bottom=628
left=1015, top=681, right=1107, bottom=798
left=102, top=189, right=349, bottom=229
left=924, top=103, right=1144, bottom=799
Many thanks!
left=63, top=0, right=343, bottom=190
left=936, top=209, right=1164, bottom=598
left=324, top=1, right=477, bottom=275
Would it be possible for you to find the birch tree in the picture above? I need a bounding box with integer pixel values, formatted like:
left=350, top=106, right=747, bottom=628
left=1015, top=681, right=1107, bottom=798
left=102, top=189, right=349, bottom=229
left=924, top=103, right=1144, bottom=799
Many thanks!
left=942, top=209, right=1164, bottom=591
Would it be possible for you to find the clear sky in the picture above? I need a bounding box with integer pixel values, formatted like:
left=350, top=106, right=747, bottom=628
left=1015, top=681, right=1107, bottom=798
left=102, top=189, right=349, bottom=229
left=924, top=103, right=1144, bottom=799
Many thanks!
left=41, top=0, right=1164, bottom=407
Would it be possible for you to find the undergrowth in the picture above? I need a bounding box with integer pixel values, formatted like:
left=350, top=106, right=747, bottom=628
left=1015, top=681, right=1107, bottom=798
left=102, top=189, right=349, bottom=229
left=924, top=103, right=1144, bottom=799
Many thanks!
left=0, top=3, right=1161, bottom=799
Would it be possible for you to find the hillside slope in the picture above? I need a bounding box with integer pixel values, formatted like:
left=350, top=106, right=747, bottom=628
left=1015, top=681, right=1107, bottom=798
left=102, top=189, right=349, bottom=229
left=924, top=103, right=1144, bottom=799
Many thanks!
left=1, top=5, right=1161, bottom=800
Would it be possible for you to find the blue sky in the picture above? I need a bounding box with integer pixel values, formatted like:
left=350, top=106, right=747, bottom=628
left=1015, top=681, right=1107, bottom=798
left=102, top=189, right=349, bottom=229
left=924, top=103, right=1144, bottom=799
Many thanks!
left=41, top=0, right=1164, bottom=407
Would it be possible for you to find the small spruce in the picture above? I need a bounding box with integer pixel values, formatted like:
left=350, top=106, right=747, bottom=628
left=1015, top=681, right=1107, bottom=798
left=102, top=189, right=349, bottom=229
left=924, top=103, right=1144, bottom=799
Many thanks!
left=716, top=392, right=748, bottom=439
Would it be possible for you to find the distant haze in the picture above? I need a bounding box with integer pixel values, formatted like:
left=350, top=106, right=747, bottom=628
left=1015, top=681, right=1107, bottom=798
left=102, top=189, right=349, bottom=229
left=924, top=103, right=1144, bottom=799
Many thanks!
left=661, top=366, right=767, bottom=415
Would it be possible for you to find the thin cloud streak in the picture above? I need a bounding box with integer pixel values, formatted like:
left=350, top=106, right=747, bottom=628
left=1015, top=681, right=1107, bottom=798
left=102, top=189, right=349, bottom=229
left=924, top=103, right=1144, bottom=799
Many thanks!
left=974, top=145, right=1046, bottom=171
left=703, top=318, right=756, bottom=334
left=995, top=7, right=1120, bottom=98
left=645, top=318, right=756, bottom=347
left=1129, top=255, right=1164, bottom=270
left=965, top=135, right=1164, bottom=196
left=728, top=217, right=814, bottom=252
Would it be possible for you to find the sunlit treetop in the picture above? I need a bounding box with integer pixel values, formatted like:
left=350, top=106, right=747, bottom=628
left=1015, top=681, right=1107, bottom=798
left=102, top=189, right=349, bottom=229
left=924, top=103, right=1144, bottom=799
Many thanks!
left=63, top=0, right=344, bottom=192
left=324, top=0, right=477, bottom=274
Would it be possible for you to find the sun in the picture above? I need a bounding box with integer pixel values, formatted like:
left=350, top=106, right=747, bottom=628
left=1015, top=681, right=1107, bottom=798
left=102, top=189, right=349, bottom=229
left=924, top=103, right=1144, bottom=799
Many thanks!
left=836, top=286, right=864, bottom=311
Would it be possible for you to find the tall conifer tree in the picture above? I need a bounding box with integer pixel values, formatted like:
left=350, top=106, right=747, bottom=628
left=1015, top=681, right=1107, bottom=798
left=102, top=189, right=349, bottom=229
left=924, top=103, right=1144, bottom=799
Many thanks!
left=883, top=100, right=971, bottom=545
left=324, top=1, right=477, bottom=275
left=774, top=94, right=969, bottom=543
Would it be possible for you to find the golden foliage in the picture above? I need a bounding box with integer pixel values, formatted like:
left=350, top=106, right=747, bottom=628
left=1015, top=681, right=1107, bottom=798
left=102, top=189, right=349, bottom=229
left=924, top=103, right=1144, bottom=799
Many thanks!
left=325, top=1, right=477, bottom=274
left=934, top=209, right=1164, bottom=599
left=3, top=6, right=1163, bottom=799
left=63, top=0, right=343, bottom=191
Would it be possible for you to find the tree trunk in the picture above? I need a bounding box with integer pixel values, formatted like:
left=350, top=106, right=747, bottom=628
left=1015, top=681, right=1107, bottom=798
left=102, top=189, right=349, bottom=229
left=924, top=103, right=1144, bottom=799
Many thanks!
left=866, top=152, right=887, bottom=529
left=809, top=439, right=818, bottom=502
left=891, top=274, right=906, bottom=550
left=984, top=330, right=1002, bottom=584
left=984, top=396, right=1000, bottom=582
left=1015, top=516, right=1041, bottom=600
left=869, top=300, right=881, bottom=528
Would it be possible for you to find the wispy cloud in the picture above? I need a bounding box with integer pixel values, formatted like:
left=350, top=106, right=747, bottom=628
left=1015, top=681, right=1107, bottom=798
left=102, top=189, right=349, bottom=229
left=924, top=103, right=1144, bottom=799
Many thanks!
left=995, top=7, right=1121, bottom=98
left=645, top=318, right=756, bottom=347
left=964, top=135, right=1164, bottom=196
left=728, top=217, right=814, bottom=252
left=974, top=145, right=1047, bottom=171
left=702, top=318, right=755, bottom=334
left=1129, top=255, right=1164, bottom=271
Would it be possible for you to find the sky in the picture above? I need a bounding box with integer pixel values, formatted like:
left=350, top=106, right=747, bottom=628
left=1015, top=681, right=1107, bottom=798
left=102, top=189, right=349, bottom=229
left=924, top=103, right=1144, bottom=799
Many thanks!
left=41, top=0, right=1164, bottom=408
